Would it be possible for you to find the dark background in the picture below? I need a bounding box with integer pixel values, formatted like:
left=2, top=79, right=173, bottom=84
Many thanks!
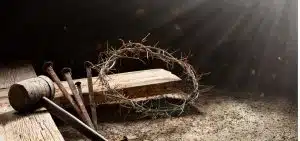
left=0, top=0, right=297, bottom=97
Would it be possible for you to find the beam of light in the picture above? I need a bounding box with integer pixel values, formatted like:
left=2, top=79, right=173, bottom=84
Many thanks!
left=254, top=0, right=287, bottom=89
left=146, top=0, right=210, bottom=30
left=221, top=0, right=287, bottom=87
left=297, top=0, right=300, bottom=137
left=215, top=1, right=262, bottom=47
left=135, top=0, right=296, bottom=91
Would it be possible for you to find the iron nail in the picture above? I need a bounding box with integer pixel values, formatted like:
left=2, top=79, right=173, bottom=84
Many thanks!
left=85, top=61, right=98, bottom=129
left=43, top=61, right=83, bottom=119
left=62, top=67, right=95, bottom=129
left=75, top=81, right=84, bottom=100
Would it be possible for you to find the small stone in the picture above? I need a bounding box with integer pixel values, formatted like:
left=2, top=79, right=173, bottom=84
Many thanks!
left=182, top=133, right=199, bottom=140
left=126, top=135, right=138, bottom=140
left=140, top=128, right=150, bottom=133
left=156, top=137, right=166, bottom=141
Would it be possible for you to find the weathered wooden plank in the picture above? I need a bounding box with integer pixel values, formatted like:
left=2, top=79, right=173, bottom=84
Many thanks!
left=54, top=69, right=183, bottom=105
left=0, top=62, right=64, bottom=141
left=0, top=62, right=36, bottom=89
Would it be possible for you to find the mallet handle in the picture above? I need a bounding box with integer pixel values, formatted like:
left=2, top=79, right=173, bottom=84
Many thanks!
left=41, top=97, right=107, bottom=141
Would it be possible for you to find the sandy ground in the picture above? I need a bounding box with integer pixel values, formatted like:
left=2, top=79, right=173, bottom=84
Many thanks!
left=58, top=91, right=297, bottom=141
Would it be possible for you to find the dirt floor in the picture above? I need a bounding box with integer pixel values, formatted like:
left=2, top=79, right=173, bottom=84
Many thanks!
left=58, top=90, right=297, bottom=141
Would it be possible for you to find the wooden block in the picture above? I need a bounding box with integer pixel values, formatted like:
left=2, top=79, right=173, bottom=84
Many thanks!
left=0, top=62, right=64, bottom=141
left=54, top=69, right=183, bottom=105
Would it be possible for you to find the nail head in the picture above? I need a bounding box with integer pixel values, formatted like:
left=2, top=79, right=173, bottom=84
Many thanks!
left=84, top=61, right=93, bottom=68
left=75, top=81, right=81, bottom=86
left=43, top=61, right=54, bottom=71
left=61, top=67, right=72, bottom=75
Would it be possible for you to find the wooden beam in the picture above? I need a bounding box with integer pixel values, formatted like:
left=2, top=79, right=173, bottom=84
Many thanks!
left=0, top=62, right=64, bottom=141
left=54, top=69, right=184, bottom=106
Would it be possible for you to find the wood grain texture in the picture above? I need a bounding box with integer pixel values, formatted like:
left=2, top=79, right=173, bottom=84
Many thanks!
left=54, top=69, right=183, bottom=105
left=0, top=63, right=36, bottom=89
left=0, top=62, right=64, bottom=141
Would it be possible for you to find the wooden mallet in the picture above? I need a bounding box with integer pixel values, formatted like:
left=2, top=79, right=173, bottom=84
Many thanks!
left=8, top=75, right=107, bottom=141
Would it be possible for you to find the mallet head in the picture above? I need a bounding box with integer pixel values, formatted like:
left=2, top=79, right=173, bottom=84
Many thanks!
left=8, top=75, right=55, bottom=113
